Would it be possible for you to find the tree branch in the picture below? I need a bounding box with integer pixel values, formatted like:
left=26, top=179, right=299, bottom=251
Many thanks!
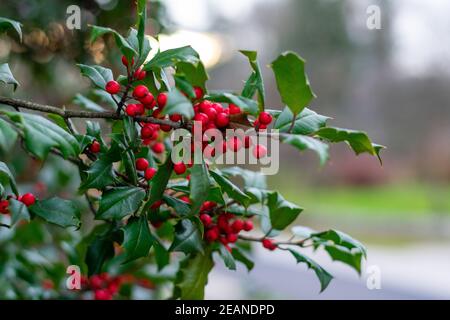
left=0, top=96, right=183, bottom=128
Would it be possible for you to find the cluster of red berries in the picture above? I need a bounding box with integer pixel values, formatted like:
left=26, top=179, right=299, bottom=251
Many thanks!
left=80, top=272, right=154, bottom=300
left=193, top=201, right=254, bottom=251
left=0, top=193, right=36, bottom=214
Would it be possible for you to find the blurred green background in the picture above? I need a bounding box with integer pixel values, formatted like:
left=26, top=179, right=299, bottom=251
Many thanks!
left=1, top=0, right=449, bottom=299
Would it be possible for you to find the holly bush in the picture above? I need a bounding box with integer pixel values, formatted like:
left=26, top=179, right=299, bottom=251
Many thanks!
left=0, top=2, right=383, bottom=300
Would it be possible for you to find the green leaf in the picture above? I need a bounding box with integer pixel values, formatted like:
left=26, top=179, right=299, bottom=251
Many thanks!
left=210, top=170, right=251, bottom=206
left=291, top=226, right=316, bottom=238
left=77, top=64, right=113, bottom=89
left=79, top=156, right=116, bottom=192
left=121, top=148, right=138, bottom=185
left=0, top=118, right=17, bottom=152
left=85, top=234, right=115, bottom=276
left=240, top=50, right=265, bottom=111
left=3, top=112, right=80, bottom=159
left=0, top=63, right=19, bottom=91
left=163, top=195, right=191, bottom=216
left=169, top=219, right=203, bottom=254
left=73, top=94, right=105, bottom=112
left=144, top=46, right=200, bottom=70
left=268, top=192, right=303, bottom=230
left=0, top=161, right=18, bottom=196
left=288, top=249, right=333, bottom=292
left=271, top=51, right=316, bottom=115
left=126, top=28, right=151, bottom=68
left=189, top=161, right=210, bottom=214
left=218, top=245, right=236, bottom=270
left=89, top=26, right=137, bottom=62
left=315, top=127, right=384, bottom=163
left=147, top=156, right=173, bottom=207
left=220, top=167, right=267, bottom=189
left=205, top=92, right=258, bottom=115
left=281, top=134, right=329, bottom=165
left=324, top=244, right=363, bottom=274
left=8, top=199, right=30, bottom=226
left=231, top=247, right=254, bottom=271
left=96, top=187, right=146, bottom=220
left=30, top=197, right=81, bottom=228
left=274, top=107, right=329, bottom=135
left=122, top=215, right=154, bottom=263
left=154, top=240, right=170, bottom=271
left=0, top=17, right=22, bottom=41
left=160, top=88, right=194, bottom=119
left=312, top=229, right=367, bottom=257
left=174, top=75, right=196, bottom=99
left=176, top=61, right=208, bottom=92
left=174, top=249, right=214, bottom=300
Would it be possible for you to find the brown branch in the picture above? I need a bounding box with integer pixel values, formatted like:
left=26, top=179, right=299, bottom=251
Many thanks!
left=238, top=234, right=310, bottom=247
left=0, top=96, right=183, bottom=128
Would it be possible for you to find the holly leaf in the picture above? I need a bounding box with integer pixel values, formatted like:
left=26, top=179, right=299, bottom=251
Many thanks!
left=174, top=75, right=196, bottom=99
left=163, top=195, right=191, bottom=216
left=312, top=229, right=367, bottom=258
left=148, top=156, right=173, bottom=207
left=231, top=247, right=254, bottom=271
left=77, top=64, right=113, bottom=89
left=189, top=161, right=210, bottom=214
left=145, top=46, right=200, bottom=70
left=0, top=118, right=17, bottom=152
left=0, top=63, right=19, bottom=91
left=267, top=192, right=303, bottom=230
left=96, top=187, right=146, bottom=220
left=0, top=17, right=22, bottom=41
left=122, top=215, right=154, bottom=263
left=288, top=249, right=333, bottom=292
left=160, top=88, right=194, bottom=119
left=205, top=91, right=258, bottom=115
left=220, top=167, right=267, bottom=189
left=79, top=156, right=116, bottom=192
left=30, top=197, right=81, bottom=228
left=169, top=219, right=203, bottom=254
left=274, top=107, right=329, bottom=135
left=176, top=61, right=208, bottom=92
left=240, top=50, right=265, bottom=111
left=315, top=127, right=384, bottom=163
left=8, top=199, right=30, bottom=226
left=281, top=134, right=329, bottom=165
left=89, top=26, right=137, bottom=62
left=85, top=234, right=115, bottom=276
left=73, top=94, right=105, bottom=112
left=271, top=51, right=316, bottom=115
left=218, top=245, right=236, bottom=270
left=153, top=240, right=170, bottom=271
left=0, top=161, right=18, bottom=196
left=174, top=249, right=214, bottom=300
left=210, top=170, right=251, bottom=206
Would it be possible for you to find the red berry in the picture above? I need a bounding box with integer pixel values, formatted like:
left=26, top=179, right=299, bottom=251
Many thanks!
left=173, top=162, right=187, bottom=175
left=144, top=167, right=157, bottom=180
left=229, top=104, right=241, bottom=115
left=244, top=136, right=252, bottom=149
left=262, top=238, right=277, bottom=251
left=211, top=103, right=223, bottom=113
left=215, top=112, right=230, bottom=128
left=125, top=104, right=138, bottom=117
left=194, top=86, right=204, bottom=100
left=89, top=140, right=101, bottom=153
left=94, top=289, right=112, bottom=300
left=121, top=55, right=134, bottom=67
left=20, top=193, right=36, bottom=207
left=200, top=213, right=212, bottom=227
left=252, top=144, right=267, bottom=159
left=157, top=93, right=168, bottom=108
left=180, top=196, right=190, bottom=203
left=204, top=107, right=217, bottom=121
left=199, top=101, right=213, bottom=113
left=227, top=137, right=243, bottom=152
left=169, top=114, right=182, bottom=122
left=134, top=103, right=145, bottom=116
left=231, top=219, right=244, bottom=233
left=136, top=158, right=149, bottom=171
left=194, top=113, right=209, bottom=127
left=151, top=142, right=165, bottom=154
left=105, top=81, right=120, bottom=94
left=89, top=275, right=103, bottom=290
left=133, top=67, right=146, bottom=80
left=227, top=233, right=238, bottom=243
left=0, top=200, right=9, bottom=214
left=205, top=228, right=219, bottom=242
left=140, top=93, right=154, bottom=106
left=243, top=220, right=253, bottom=231
left=133, top=85, right=149, bottom=99
left=219, top=236, right=229, bottom=245
left=141, top=126, right=155, bottom=139
left=258, top=111, right=273, bottom=125
left=160, top=124, right=172, bottom=132
left=150, top=200, right=163, bottom=210
left=151, top=108, right=163, bottom=119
